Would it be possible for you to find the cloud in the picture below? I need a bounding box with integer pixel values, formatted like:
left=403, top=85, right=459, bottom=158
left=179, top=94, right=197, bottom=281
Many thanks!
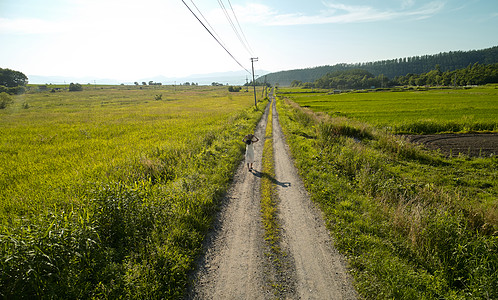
left=237, top=1, right=446, bottom=26
left=401, top=0, right=416, bottom=9
left=0, top=17, right=68, bottom=34
left=0, top=0, right=190, bottom=35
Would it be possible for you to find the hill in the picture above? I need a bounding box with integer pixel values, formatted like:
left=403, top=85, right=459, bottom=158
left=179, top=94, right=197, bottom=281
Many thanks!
left=261, top=46, right=498, bottom=86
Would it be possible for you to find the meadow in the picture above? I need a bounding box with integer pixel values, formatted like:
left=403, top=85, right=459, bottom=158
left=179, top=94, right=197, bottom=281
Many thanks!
left=0, top=85, right=266, bottom=298
left=276, top=87, right=497, bottom=299
left=278, top=85, right=498, bottom=134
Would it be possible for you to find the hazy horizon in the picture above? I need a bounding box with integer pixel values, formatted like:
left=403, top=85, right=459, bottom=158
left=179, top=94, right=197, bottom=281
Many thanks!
left=1, top=0, right=497, bottom=81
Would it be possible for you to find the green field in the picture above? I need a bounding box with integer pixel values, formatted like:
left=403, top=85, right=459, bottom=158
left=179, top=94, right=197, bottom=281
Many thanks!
left=2, top=84, right=496, bottom=299
left=278, top=85, right=498, bottom=134
left=275, top=89, right=497, bottom=299
left=0, top=85, right=265, bottom=298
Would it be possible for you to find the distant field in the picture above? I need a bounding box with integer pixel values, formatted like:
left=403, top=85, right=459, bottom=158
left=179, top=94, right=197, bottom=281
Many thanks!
left=0, top=85, right=265, bottom=298
left=1, top=85, right=255, bottom=217
left=278, top=85, right=498, bottom=134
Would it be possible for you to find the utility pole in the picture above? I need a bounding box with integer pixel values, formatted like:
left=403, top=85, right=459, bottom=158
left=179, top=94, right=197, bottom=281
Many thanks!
left=264, top=75, right=267, bottom=98
left=251, top=57, right=258, bottom=108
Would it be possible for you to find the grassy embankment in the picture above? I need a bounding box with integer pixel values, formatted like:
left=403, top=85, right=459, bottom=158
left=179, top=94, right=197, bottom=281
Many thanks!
left=0, top=85, right=266, bottom=298
left=276, top=87, right=497, bottom=299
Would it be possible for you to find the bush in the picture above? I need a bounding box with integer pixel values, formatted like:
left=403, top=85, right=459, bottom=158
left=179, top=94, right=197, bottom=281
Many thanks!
left=0, top=92, right=13, bottom=109
left=8, top=86, right=26, bottom=95
left=69, top=83, right=83, bottom=92
left=228, top=86, right=242, bottom=92
left=0, top=85, right=25, bottom=95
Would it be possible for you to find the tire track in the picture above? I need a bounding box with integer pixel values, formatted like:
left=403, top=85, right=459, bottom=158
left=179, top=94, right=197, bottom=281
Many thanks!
left=272, top=95, right=358, bottom=299
left=187, top=103, right=271, bottom=299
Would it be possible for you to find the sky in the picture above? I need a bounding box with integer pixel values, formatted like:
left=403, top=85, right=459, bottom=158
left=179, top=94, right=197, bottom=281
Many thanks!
left=1, top=0, right=497, bottom=83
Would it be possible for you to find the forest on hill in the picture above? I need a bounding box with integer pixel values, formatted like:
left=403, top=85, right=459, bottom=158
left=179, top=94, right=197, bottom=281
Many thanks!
left=261, top=46, right=498, bottom=86
left=305, top=63, right=498, bottom=90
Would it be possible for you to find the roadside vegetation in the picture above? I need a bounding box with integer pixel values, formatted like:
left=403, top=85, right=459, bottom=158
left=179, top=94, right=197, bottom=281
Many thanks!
left=0, top=85, right=265, bottom=298
left=276, top=89, right=497, bottom=299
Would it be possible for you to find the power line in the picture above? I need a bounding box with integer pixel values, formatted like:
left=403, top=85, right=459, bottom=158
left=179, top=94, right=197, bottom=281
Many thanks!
left=189, top=0, right=227, bottom=50
left=217, top=0, right=253, bottom=57
left=226, top=0, right=254, bottom=56
left=181, top=0, right=251, bottom=74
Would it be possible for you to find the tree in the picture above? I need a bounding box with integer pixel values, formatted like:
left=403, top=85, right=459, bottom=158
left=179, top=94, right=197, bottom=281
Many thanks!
left=291, top=80, right=303, bottom=87
left=69, top=83, right=83, bottom=91
left=0, top=68, right=28, bottom=88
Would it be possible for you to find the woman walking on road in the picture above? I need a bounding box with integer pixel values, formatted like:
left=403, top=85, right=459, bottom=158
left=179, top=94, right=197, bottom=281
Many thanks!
left=243, top=134, right=259, bottom=171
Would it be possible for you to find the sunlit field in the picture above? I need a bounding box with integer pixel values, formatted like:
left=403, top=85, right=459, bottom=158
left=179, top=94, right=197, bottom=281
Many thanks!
left=278, top=85, right=498, bottom=134
left=276, top=89, right=497, bottom=299
left=0, top=85, right=266, bottom=298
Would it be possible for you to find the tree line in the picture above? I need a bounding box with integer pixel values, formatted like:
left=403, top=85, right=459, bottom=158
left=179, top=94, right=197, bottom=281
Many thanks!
left=293, top=69, right=388, bottom=90
left=262, top=46, right=498, bottom=86
left=297, top=63, right=498, bottom=90
left=393, top=63, right=498, bottom=86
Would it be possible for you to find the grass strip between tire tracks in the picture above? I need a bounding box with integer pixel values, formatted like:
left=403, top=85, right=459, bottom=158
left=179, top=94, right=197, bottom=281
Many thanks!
left=260, top=101, right=290, bottom=297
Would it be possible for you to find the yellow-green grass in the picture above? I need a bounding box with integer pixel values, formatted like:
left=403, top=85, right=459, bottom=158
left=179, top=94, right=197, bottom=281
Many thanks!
left=261, top=103, right=277, bottom=245
left=1, top=86, right=250, bottom=217
left=0, top=85, right=266, bottom=298
left=278, top=85, right=498, bottom=134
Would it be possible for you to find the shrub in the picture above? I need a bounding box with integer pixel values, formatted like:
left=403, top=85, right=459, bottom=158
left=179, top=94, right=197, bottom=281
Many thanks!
left=0, top=92, right=13, bottom=109
left=69, top=83, right=83, bottom=92
left=7, top=86, right=26, bottom=95
left=228, top=86, right=242, bottom=92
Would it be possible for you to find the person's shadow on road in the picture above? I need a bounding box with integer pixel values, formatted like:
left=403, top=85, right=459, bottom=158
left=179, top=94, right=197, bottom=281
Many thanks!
left=251, top=169, right=291, bottom=188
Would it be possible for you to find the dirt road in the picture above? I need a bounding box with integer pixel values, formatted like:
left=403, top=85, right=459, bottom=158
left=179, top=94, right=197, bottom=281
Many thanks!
left=187, top=97, right=357, bottom=299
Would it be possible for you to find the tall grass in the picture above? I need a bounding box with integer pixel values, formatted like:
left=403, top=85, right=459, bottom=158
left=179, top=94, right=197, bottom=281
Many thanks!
left=0, top=85, right=267, bottom=298
left=276, top=95, right=497, bottom=299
